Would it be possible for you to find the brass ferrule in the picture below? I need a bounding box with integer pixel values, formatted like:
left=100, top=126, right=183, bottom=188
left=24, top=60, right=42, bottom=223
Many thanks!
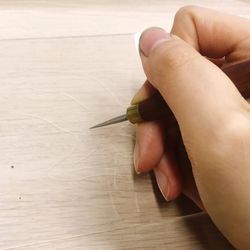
left=126, top=104, right=143, bottom=124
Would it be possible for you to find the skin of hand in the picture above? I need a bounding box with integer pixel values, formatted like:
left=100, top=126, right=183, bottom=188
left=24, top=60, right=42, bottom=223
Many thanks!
left=132, top=6, right=250, bottom=249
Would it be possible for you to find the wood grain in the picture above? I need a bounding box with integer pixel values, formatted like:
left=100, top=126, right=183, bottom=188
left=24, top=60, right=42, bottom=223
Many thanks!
left=0, top=1, right=249, bottom=249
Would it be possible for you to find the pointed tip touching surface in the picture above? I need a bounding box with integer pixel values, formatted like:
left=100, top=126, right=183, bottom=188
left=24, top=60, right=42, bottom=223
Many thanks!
left=90, top=114, right=128, bottom=129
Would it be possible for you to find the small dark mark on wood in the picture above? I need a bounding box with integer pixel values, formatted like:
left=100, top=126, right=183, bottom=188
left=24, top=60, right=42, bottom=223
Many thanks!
left=11, top=165, right=14, bottom=168
left=19, top=197, right=21, bottom=200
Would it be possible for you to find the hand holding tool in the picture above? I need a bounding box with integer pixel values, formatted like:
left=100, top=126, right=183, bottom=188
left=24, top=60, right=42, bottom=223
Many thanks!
left=90, top=60, right=250, bottom=129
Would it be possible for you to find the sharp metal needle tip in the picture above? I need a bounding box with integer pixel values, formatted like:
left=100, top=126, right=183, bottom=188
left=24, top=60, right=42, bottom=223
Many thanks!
left=90, top=114, right=128, bottom=129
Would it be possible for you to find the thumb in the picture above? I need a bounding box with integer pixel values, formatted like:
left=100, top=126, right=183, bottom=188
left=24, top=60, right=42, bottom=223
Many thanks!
left=139, top=28, right=249, bottom=139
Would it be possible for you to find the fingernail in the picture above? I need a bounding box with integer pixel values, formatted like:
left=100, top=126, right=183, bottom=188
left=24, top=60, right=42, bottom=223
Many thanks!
left=133, top=140, right=140, bottom=174
left=139, top=27, right=171, bottom=57
left=154, top=168, right=169, bottom=201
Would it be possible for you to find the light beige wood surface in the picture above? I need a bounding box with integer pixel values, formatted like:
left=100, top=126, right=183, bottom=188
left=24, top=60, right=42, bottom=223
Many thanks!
left=0, top=1, right=249, bottom=249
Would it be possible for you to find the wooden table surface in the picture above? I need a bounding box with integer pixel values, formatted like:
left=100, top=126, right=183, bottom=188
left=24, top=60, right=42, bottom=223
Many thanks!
left=0, top=1, right=249, bottom=249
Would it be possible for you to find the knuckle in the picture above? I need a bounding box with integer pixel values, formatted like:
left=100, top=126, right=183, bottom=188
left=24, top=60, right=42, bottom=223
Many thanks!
left=226, top=112, right=249, bottom=133
left=175, top=5, right=200, bottom=21
left=212, top=113, right=250, bottom=155
left=225, top=114, right=250, bottom=140
left=172, top=6, right=202, bottom=49
left=149, top=39, right=198, bottom=74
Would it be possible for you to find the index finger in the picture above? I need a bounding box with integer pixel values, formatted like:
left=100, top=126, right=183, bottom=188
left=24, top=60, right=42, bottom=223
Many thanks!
left=171, top=6, right=250, bottom=61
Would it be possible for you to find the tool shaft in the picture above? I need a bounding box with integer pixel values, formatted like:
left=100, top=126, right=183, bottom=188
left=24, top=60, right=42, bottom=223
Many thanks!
left=90, top=114, right=127, bottom=129
left=126, top=60, right=250, bottom=124
left=91, top=60, right=250, bottom=129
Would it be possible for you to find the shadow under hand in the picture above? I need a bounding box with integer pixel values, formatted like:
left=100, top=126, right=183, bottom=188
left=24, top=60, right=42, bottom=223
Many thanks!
left=149, top=170, right=234, bottom=249
left=149, top=170, right=201, bottom=214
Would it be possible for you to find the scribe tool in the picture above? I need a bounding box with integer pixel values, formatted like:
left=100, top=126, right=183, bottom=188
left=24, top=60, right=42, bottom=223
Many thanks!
left=90, top=60, right=250, bottom=129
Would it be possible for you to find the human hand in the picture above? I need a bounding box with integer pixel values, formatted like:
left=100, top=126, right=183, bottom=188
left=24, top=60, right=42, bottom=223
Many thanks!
left=133, top=6, right=250, bottom=249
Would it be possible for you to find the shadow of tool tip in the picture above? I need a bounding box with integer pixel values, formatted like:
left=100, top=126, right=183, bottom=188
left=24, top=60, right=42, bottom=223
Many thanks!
left=149, top=171, right=202, bottom=214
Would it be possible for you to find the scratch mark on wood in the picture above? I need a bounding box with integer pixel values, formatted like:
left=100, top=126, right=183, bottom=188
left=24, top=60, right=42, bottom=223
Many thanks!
left=134, top=192, right=140, bottom=213
left=2, top=223, right=149, bottom=250
left=112, top=154, right=120, bottom=189
left=62, top=92, right=90, bottom=111
left=113, top=166, right=117, bottom=189
left=19, top=113, right=76, bottom=134
left=119, top=132, right=135, bottom=140
left=87, top=74, right=125, bottom=108
left=51, top=173, right=130, bottom=182
left=47, top=140, right=78, bottom=180
left=109, top=191, right=119, bottom=217
left=0, top=32, right=135, bottom=43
